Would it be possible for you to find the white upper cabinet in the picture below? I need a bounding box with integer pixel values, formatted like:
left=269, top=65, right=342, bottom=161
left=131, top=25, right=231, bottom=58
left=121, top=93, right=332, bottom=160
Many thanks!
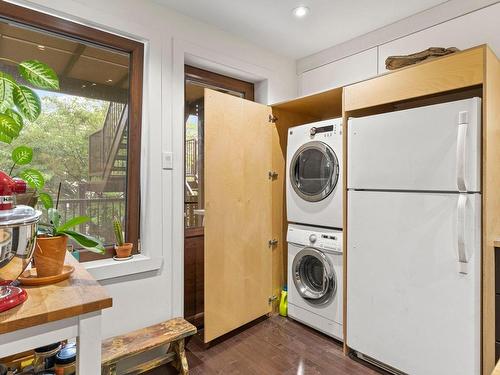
left=298, top=48, right=377, bottom=96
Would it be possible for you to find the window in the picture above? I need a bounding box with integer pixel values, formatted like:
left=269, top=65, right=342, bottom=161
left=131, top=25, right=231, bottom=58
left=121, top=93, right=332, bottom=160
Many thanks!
left=0, top=3, right=143, bottom=261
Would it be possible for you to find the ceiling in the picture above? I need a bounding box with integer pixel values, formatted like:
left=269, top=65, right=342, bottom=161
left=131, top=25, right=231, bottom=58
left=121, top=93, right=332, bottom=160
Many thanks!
left=155, top=0, right=447, bottom=59
left=0, top=20, right=129, bottom=101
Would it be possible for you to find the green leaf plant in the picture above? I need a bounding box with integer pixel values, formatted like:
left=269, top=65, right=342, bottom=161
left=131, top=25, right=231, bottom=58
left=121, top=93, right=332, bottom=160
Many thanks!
left=0, top=58, right=59, bottom=193
left=38, top=192, right=105, bottom=254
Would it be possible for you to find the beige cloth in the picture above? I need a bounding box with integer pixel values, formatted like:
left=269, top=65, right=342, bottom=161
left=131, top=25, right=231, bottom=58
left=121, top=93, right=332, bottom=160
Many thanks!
left=385, top=47, right=460, bottom=70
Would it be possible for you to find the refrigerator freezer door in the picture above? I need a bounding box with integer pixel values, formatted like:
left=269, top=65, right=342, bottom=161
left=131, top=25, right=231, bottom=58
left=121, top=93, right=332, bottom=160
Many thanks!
left=348, top=98, right=481, bottom=192
left=347, top=190, right=481, bottom=375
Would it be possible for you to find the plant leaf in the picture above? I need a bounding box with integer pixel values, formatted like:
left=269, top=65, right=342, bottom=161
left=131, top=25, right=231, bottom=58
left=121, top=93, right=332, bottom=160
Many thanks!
left=48, top=207, right=61, bottom=228
left=0, top=72, right=15, bottom=112
left=0, top=113, right=21, bottom=138
left=5, top=109, right=23, bottom=129
left=12, top=146, right=33, bottom=165
left=0, top=132, right=12, bottom=144
left=60, top=230, right=105, bottom=254
left=19, top=168, right=45, bottom=189
left=38, top=192, right=53, bottom=210
left=57, top=216, right=90, bottom=232
left=13, top=85, right=41, bottom=121
left=18, top=60, right=59, bottom=90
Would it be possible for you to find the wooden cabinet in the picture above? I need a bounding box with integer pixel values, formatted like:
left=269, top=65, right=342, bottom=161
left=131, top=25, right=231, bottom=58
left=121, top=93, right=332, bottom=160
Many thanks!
left=202, top=87, right=343, bottom=342
left=202, top=44, right=500, bottom=375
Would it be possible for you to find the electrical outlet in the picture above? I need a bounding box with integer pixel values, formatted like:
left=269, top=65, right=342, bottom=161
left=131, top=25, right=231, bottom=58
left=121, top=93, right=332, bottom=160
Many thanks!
left=162, top=151, right=173, bottom=170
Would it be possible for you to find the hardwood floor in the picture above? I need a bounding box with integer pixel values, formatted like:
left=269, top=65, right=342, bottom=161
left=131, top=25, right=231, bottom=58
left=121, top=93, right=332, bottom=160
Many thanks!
left=146, top=315, right=382, bottom=374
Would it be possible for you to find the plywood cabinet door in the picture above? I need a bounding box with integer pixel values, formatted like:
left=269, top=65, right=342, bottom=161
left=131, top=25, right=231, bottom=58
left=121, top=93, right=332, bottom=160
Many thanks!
left=203, top=89, right=273, bottom=343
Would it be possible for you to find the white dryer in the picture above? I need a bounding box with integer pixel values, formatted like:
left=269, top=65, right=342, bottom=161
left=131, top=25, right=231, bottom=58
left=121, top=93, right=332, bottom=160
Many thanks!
left=286, top=118, right=342, bottom=228
left=287, top=224, right=343, bottom=340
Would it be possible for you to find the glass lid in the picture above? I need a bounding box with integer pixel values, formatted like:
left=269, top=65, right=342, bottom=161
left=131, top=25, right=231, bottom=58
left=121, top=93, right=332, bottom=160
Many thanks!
left=0, top=205, right=42, bottom=226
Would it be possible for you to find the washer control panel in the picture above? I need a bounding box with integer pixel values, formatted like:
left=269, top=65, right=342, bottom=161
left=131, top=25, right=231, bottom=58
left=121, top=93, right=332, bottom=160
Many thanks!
left=287, top=224, right=343, bottom=253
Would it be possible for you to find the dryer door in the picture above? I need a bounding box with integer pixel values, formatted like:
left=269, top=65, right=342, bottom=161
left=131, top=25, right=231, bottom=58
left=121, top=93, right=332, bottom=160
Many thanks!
left=292, top=247, right=337, bottom=305
left=290, top=141, right=339, bottom=202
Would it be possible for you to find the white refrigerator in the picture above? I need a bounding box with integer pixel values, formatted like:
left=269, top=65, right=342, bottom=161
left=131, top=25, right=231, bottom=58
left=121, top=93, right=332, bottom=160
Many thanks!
left=346, top=97, right=482, bottom=375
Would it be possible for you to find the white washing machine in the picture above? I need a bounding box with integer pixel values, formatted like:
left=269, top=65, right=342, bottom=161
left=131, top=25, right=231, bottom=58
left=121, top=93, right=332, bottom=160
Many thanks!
left=287, top=224, right=343, bottom=340
left=286, top=118, right=343, bottom=228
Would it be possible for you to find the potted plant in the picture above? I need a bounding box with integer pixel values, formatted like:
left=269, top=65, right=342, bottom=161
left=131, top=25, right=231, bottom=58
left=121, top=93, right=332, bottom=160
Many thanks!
left=113, top=217, right=133, bottom=258
left=36, top=193, right=104, bottom=277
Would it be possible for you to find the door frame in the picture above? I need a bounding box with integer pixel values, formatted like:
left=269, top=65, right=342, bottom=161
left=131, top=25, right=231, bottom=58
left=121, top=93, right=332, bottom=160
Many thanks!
left=171, top=39, right=273, bottom=318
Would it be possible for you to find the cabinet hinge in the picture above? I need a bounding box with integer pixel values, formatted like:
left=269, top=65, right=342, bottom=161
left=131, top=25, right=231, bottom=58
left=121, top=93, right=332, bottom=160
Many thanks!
left=268, top=171, right=278, bottom=180
left=269, top=114, right=278, bottom=123
left=268, top=239, right=278, bottom=247
left=268, top=295, right=278, bottom=304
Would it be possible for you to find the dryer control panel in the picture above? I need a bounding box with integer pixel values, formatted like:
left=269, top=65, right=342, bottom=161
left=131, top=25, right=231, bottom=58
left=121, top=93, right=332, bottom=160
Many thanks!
left=287, top=223, right=343, bottom=253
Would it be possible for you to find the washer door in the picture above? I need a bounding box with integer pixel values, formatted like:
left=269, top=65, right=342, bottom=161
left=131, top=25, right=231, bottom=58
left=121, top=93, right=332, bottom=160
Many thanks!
left=292, top=247, right=337, bottom=305
left=290, top=141, right=339, bottom=202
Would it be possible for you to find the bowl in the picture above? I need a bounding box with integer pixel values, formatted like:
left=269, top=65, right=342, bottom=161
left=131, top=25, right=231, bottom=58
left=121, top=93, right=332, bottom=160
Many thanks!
left=0, top=205, right=42, bottom=295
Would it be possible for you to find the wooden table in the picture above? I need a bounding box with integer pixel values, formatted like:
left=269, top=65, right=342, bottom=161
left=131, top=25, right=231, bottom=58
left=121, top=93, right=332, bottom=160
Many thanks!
left=0, top=253, right=112, bottom=374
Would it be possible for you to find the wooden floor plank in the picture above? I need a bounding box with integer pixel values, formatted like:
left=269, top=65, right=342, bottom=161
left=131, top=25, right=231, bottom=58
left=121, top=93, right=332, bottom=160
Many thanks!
left=144, top=316, right=382, bottom=374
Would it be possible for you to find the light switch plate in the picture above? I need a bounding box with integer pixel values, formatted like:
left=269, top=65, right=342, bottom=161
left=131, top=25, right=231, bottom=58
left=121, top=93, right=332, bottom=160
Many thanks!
left=162, top=151, right=173, bottom=170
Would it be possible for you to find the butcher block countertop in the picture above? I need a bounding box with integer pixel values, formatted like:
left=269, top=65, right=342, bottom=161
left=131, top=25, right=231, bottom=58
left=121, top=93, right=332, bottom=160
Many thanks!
left=0, top=253, right=112, bottom=334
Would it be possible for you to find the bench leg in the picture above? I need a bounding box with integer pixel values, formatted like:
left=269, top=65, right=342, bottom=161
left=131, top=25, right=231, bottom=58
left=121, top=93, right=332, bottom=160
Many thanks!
left=102, top=363, right=117, bottom=375
left=172, top=339, right=189, bottom=375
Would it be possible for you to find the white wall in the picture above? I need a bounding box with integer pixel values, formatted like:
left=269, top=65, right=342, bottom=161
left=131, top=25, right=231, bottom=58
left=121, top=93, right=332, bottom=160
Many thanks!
left=11, top=0, right=297, bottom=339
left=297, top=1, right=500, bottom=96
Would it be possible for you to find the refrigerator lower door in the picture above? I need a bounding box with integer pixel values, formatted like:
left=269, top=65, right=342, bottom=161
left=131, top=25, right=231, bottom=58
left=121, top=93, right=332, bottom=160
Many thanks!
left=347, top=97, right=481, bottom=192
left=347, top=190, right=481, bottom=375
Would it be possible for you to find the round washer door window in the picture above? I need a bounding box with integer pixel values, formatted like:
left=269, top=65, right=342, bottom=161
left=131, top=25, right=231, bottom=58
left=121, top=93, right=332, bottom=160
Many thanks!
left=290, top=141, right=339, bottom=202
left=292, top=247, right=336, bottom=305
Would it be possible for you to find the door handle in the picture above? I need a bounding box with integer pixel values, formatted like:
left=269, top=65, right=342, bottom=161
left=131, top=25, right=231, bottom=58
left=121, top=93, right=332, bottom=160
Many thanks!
left=456, top=112, right=468, bottom=192
left=457, top=193, right=469, bottom=274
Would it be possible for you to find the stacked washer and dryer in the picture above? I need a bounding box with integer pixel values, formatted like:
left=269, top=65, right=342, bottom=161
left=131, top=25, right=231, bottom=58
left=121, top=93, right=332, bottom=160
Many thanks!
left=286, top=118, right=344, bottom=341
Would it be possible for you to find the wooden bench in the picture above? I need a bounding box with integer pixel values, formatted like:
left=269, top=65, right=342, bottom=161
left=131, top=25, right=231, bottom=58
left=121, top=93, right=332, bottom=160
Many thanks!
left=101, top=317, right=197, bottom=374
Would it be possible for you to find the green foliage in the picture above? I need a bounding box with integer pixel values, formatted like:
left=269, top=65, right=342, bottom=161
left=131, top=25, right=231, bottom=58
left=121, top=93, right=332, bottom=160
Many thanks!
left=0, top=59, right=60, bottom=194
left=0, top=72, right=15, bottom=111
left=20, top=168, right=45, bottom=189
left=0, top=96, right=107, bottom=196
left=13, top=85, right=41, bottom=121
left=0, top=113, right=20, bottom=139
left=113, top=217, right=124, bottom=246
left=39, top=206, right=104, bottom=254
left=38, top=192, right=53, bottom=210
left=18, top=60, right=59, bottom=90
left=11, top=146, right=33, bottom=165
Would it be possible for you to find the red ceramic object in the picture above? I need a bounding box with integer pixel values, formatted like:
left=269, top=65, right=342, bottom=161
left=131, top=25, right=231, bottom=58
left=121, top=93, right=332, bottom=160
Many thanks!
left=0, top=281, right=28, bottom=312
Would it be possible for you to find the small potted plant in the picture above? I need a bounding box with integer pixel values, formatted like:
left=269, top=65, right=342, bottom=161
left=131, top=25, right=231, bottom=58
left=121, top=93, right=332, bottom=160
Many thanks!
left=113, top=217, right=133, bottom=258
left=36, top=191, right=104, bottom=277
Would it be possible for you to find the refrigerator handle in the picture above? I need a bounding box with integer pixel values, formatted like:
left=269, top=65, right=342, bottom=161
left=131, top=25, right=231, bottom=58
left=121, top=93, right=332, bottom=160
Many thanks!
left=456, top=111, right=468, bottom=192
left=457, top=193, right=469, bottom=274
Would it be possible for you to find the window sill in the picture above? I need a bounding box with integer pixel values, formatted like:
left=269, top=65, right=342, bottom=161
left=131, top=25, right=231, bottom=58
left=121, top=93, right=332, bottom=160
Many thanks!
left=84, top=254, right=163, bottom=281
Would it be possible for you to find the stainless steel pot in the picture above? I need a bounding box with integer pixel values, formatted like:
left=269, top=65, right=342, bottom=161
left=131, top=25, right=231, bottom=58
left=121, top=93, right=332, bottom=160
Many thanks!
left=0, top=205, right=42, bottom=298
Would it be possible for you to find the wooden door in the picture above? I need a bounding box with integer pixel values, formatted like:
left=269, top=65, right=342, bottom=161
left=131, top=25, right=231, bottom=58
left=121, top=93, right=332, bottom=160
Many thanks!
left=204, top=89, right=273, bottom=342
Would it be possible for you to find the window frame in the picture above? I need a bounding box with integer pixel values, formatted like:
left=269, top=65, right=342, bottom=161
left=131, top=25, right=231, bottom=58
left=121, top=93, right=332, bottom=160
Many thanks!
left=0, top=2, right=143, bottom=260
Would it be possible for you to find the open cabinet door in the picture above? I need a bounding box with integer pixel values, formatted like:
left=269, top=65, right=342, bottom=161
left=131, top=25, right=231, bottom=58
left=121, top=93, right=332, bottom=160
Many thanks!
left=204, top=89, right=273, bottom=343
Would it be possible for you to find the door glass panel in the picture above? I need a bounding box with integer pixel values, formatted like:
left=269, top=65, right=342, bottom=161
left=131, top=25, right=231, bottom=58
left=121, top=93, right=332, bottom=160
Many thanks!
left=299, top=255, right=325, bottom=292
left=293, top=148, right=334, bottom=195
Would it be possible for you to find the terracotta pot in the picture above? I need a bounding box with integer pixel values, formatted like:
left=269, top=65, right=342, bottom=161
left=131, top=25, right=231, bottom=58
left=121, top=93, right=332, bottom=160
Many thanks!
left=114, top=243, right=133, bottom=258
left=34, top=235, right=67, bottom=277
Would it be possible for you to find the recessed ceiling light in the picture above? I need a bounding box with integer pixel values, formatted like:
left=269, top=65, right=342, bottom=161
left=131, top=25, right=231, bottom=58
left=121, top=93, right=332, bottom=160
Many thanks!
left=292, top=6, right=310, bottom=18
left=106, top=79, right=113, bottom=83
